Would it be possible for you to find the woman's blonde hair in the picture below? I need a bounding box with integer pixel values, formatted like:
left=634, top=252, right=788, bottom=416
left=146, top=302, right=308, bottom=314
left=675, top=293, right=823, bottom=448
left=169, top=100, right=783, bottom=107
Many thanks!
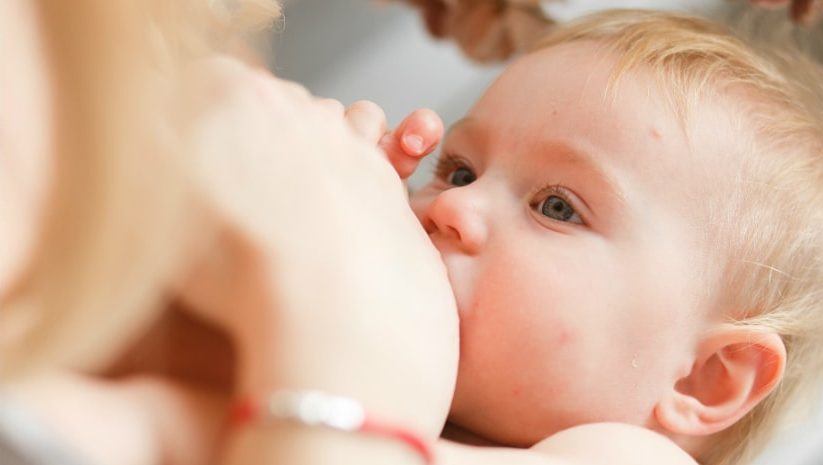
left=0, top=0, right=280, bottom=376
left=534, top=10, right=823, bottom=465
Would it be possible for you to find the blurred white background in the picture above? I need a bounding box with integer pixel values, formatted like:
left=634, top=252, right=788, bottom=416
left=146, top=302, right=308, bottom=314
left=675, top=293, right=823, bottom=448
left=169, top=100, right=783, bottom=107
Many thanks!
left=272, top=0, right=504, bottom=189
left=270, top=2, right=823, bottom=464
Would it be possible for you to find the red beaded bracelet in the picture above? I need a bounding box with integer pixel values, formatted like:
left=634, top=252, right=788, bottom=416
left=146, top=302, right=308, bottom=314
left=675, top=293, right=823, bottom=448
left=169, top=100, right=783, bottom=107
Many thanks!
left=228, top=390, right=434, bottom=464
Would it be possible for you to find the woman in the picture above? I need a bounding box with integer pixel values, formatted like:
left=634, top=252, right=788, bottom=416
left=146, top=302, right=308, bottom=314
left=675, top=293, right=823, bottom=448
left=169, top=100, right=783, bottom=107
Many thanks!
left=0, top=1, right=457, bottom=464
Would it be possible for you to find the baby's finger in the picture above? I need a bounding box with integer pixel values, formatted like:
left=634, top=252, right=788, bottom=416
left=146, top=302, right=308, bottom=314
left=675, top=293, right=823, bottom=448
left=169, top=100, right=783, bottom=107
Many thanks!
left=383, top=143, right=426, bottom=179
left=393, top=108, right=444, bottom=157
left=345, top=100, right=388, bottom=145
left=380, top=109, right=444, bottom=179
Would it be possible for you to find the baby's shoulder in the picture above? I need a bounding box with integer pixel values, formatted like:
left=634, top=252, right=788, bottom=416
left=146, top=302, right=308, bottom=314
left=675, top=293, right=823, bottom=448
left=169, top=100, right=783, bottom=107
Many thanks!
left=532, top=422, right=697, bottom=465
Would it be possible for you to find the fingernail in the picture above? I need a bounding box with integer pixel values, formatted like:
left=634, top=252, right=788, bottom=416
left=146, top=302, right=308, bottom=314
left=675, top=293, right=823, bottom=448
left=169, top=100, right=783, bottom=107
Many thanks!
left=403, top=134, right=425, bottom=155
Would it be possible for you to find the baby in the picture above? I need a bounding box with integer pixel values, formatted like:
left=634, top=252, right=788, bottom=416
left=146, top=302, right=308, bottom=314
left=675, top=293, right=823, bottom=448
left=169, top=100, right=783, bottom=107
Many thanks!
left=2, top=5, right=819, bottom=465
left=374, top=9, right=823, bottom=465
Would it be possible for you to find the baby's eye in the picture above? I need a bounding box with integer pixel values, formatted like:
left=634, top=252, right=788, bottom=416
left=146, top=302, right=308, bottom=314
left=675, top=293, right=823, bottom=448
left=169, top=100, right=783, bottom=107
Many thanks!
left=536, top=195, right=583, bottom=224
left=448, top=167, right=477, bottom=187
left=435, top=154, right=477, bottom=187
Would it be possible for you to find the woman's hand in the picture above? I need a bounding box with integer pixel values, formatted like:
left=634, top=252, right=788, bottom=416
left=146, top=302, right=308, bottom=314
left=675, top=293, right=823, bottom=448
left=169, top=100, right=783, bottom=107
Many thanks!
left=401, top=0, right=552, bottom=62
left=752, top=0, right=823, bottom=25
left=176, top=56, right=459, bottom=438
left=401, top=0, right=821, bottom=62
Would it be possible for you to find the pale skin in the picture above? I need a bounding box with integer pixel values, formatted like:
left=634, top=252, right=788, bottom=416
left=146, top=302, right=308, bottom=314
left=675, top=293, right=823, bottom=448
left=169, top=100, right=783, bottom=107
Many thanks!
left=1, top=3, right=788, bottom=465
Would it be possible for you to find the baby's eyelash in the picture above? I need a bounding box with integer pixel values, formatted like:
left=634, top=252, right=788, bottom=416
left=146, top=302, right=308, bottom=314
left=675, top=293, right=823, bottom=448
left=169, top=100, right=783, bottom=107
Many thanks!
left=531, top=184, right=571, bottom=205
left=530, top=184, right=588, bottom=226
left=433, top=153, right=472, bottom=181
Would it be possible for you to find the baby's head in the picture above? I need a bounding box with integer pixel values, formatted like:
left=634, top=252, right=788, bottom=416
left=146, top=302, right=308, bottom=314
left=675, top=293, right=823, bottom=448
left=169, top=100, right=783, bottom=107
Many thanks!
left=411, top=10, right=823, bottom=465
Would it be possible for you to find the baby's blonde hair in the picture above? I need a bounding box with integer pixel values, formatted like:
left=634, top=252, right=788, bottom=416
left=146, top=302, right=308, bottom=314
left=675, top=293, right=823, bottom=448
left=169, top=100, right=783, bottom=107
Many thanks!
left=534, top=10, right=823, bottom=465
left=0, top=0, right=280, bottom=376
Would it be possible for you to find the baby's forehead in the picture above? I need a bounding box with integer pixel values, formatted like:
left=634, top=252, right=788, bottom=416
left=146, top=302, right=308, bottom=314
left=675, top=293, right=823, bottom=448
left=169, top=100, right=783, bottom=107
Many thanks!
left=471, top=42, right=753, bottom=233
left=503, top=45, right=745, bottom=170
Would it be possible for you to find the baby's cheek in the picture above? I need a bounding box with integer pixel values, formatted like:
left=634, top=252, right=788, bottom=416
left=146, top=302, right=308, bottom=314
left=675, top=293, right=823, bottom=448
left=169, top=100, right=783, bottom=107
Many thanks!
left=554, top=326, right=576, bottom=346
left=476, top=263, right=580, bottom=358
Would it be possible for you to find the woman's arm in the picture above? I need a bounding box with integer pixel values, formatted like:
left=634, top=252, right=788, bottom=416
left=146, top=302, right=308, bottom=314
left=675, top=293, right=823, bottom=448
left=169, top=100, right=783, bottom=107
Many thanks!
left=2, top=373, right=221, bottom=465
left=436, top=423, right=698, bottom=465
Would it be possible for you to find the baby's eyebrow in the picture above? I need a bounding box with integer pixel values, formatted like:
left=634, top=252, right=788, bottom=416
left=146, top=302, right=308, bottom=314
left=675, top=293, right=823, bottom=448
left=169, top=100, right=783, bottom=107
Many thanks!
left=445, top=117, right=476, bottom=138
left=536, top=140, right=628, bottom=222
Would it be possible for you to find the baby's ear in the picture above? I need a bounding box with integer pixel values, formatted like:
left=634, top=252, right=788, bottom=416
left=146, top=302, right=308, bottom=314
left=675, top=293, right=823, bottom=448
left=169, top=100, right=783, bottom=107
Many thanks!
left=654, top=326, right=785, bottom=436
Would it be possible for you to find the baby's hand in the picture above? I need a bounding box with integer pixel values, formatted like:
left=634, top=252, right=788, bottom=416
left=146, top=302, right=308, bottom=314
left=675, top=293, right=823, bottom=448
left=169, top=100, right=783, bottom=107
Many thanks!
left=341, top=100, right=444, bottom=179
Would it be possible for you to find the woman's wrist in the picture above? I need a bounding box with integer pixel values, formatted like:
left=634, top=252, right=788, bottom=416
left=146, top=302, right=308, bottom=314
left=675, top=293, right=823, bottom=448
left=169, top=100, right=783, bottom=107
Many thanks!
left=227, top=390, right=434, bottom=463
left=224, top=423, right=431, bottom=465
left=233, top=330, right=445, bottom=439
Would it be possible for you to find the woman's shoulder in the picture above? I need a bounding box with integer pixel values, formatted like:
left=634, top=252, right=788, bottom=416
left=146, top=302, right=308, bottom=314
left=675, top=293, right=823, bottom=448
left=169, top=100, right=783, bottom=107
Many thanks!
left=532, top=422, right=698, bottom=465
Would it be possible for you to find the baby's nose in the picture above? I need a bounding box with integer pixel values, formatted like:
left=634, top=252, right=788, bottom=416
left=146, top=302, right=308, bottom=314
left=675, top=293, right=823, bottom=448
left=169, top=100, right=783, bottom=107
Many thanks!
left=420, top=187, right=488, bottom=254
